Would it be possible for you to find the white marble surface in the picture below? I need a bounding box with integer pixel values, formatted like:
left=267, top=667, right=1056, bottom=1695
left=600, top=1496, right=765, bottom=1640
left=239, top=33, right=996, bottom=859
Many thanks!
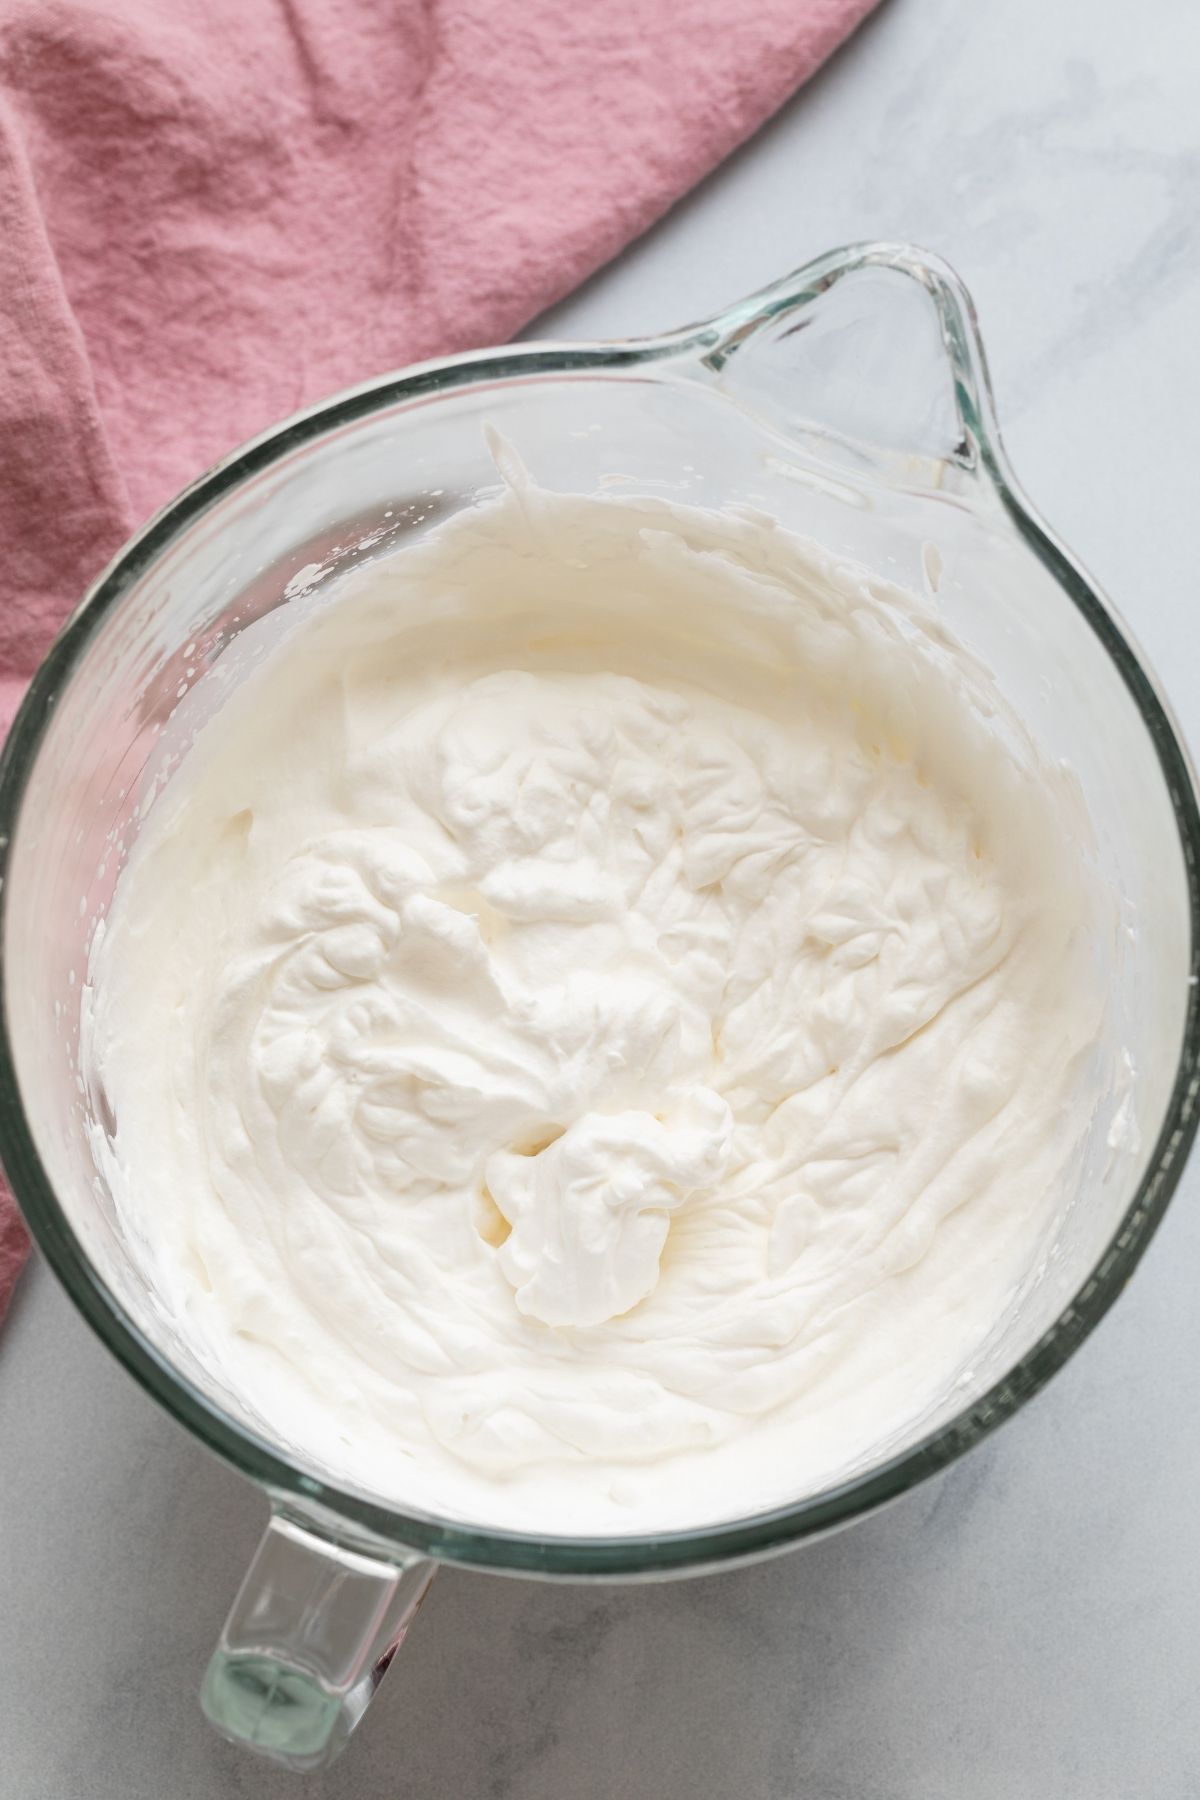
left=4, top=0, right=1200, bottom=1793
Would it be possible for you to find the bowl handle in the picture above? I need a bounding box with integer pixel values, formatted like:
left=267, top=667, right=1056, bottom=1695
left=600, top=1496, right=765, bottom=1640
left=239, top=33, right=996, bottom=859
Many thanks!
left=200, top=1507, right=435, bottom=1770
left=682, top=242, right=1000, bottom=484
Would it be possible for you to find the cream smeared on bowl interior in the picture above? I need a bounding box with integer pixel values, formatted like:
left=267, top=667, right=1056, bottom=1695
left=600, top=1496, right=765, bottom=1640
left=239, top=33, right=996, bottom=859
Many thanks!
left=83, top=478, right=1107, bottom=1533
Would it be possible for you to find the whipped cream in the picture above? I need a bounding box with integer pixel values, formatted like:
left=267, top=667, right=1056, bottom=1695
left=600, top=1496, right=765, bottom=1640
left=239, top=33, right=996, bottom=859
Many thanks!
left=85, top=479, right=1107, bottom=1534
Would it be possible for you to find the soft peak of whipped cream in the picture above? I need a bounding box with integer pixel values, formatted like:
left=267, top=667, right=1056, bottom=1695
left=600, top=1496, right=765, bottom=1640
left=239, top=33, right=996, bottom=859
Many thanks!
left=488, top=1089, right=734, bottom=1327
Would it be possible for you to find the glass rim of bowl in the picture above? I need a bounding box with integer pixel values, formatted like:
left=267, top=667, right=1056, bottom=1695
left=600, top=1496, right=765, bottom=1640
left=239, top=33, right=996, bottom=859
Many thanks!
left=2, top=242, right=1199, bottom=1577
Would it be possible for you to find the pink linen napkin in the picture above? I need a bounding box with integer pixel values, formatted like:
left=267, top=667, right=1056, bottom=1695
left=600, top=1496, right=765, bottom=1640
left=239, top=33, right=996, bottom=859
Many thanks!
left=0, top=0, right=880, bottom=1326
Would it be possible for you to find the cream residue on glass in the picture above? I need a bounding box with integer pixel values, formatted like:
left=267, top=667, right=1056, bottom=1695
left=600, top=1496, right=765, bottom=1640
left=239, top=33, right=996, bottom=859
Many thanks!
left=83, top=471, right=1109, bottom=1534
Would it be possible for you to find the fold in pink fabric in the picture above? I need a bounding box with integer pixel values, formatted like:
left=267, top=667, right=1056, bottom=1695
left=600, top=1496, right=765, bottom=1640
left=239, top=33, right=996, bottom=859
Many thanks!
left=0, top=0, right=880, bottom=1326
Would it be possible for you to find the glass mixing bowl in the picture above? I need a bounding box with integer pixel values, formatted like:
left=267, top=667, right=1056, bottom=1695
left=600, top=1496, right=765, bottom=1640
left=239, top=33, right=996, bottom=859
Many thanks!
left=2, top=244, right=1198, bottom=1771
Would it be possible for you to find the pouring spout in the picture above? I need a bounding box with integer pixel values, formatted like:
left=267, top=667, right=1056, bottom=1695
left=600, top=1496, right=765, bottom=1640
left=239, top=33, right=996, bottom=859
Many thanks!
left=662, top=243, right=1001, bottom=490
